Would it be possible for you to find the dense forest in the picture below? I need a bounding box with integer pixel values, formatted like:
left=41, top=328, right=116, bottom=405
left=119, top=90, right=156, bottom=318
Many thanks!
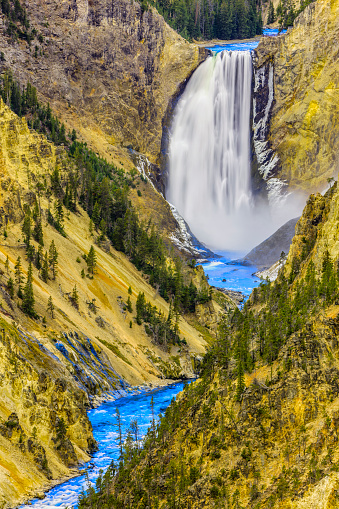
left=148, top=0, right=317, bottom=41
left=151, top=0, right=263, bottom=40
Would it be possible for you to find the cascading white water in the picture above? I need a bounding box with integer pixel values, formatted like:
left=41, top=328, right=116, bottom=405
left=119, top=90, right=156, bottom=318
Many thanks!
left=167, top=51, right=257, bottom=251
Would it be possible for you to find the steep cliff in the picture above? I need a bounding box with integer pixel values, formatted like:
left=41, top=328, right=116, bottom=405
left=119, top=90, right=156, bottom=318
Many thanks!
left=0, top=0, right=205, bottom=166
left=0, top=320, right=95, bottom=508
left=253, top=0, right=339, bottom=194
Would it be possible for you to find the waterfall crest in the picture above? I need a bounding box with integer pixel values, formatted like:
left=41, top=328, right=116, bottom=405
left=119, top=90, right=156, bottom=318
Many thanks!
left=167, top=51, right=255, bottom=251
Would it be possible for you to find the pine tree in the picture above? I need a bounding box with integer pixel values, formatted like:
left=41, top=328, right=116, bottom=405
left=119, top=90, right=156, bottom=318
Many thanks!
left=15, top=256, right=23, bottom=285
left=267, top=1, right=275, bottom=23
left=33, top=218, right=44, bottom=245
left=87, top=245, right=97, bottom=275
left=99, top=219, right=106, bottom=240
left=54, top=198, right=64, bottom=234
left=47, top=296, right=54, bottom=318
left=35, top=245, right=43, bottom=270
left=7, top=277, right=14, bottom=299
left=41, top=251, right=49, bottom=282
left=92, top=202, right=101, bottom=229
left=71, top=284, right=79, bottom=309
left=127, top=296, right=133, bottom=313
left=136, top=292, right=146, bottom=325
left=22, top=262, right=35, bottom=317
left=48, top=240, right=58, bottom=279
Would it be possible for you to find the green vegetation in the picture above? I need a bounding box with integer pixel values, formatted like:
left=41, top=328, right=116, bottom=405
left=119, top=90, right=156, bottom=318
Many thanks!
left=136, top=292, right=185, bottom=347
left=22, top=262, right=36, bottom=317
left=47, top=296, right=54, bottom=318
left=76, top=184, right=339, bottom=508
left=70, top=285, right=79, bottom=310
left=0, top=73, right=66, bottom=145
left=0, top=72, right=211, bottom=321
left=86, top=246, right=97, bottom=275
left=276, top=0, right=316, bottom=28
left=150, top=0, right=262, bottom=40
left=0, top=0, right=42, bottom=44
left=267, top=0, right=275, bottom=23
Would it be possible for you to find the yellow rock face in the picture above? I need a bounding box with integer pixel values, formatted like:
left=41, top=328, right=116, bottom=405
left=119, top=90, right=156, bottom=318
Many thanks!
left=255, top=0, right=339, bottom=193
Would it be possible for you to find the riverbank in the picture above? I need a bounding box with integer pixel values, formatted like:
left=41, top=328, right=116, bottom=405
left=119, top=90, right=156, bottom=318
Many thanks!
left=19, top=379, right=193, bottom=509
left=20, top=381, right=191, bottom=509
left=194, top=27, right=286, bottom=49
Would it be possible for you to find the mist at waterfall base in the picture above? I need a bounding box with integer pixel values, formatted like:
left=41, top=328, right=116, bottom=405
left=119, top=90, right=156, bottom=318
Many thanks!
left=167, top=49, right=302, bottom=253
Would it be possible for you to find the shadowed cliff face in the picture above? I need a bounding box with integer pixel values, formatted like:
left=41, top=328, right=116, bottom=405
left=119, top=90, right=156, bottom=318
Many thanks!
left=0, top=0, right=205, bottom=164
left=254, top=0, right=339, bottom=194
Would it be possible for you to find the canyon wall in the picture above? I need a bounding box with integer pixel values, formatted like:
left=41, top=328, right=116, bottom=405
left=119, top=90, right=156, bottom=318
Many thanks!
left=254, top=0, right=339, bottom=195
left=0, top=0, right=205, bottom=165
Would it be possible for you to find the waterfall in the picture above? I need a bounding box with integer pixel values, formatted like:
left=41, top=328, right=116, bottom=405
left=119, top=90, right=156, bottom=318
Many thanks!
left=167, top=51, right=256, bottom=251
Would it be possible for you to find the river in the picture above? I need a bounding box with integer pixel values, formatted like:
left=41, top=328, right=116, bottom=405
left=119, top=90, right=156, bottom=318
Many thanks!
left=21, top=251, right=256, bottom=509
left=20, top=28, right=283, bottom=509
left=20, top=382, right=189, bottom=509
left=202, top=252, right=260, bottom=298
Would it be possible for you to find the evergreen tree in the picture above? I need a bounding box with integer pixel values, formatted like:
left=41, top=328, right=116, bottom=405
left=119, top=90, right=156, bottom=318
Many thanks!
left=136, top=292, right=146, bottom=325
left=41, top=251, right=49, bottom=282
left=71, top=284, right=79, bottom=309
left=7, top=277, right=14, bottom=299
left=92, top=202, right=101, bottom=229
left=14, top=256, right=23, bottom=285
left=267, top=1, right=275, bottom=23
left=22, top=262, right=35, bottom=317
left=47, top=296, right=54, bottom=318
left=87, top=245, right=97, bottom=275
left=127, top=296, right=133, bottom=313
left=54, top=199, right=64, bottom=234
left=33, top=217, right=44, bottom=245
left=5, top=255, right=9, bottom=274
left=99, top=218, right=107, bottom=240
left=21, top=207, right=31, bottom=249
left=48, top=240, right=58, bottom=279
left=35, top=245, right=43, bottom=270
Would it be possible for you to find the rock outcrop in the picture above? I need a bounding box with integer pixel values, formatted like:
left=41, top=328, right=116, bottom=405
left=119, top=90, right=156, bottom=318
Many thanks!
left=0, top=0, right=205, bottom=166
left=254, top=0, right=339, bottom=194
left=244, top=216, right=299, bottom=269
left=0, top=320, right=94, bottom=508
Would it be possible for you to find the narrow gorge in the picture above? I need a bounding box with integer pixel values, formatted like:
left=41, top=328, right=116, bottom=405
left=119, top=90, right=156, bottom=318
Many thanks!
left=0, top=0, right=338, bottom=507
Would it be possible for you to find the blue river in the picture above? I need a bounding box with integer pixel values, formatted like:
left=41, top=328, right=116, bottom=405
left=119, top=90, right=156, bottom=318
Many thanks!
left=202, top=251, right=260, bottom=298
left=21, top=255, right=258, bottom=509
left=20, top=382, right=189, bottom=509
left=206, top=28, right=286, bottom=52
